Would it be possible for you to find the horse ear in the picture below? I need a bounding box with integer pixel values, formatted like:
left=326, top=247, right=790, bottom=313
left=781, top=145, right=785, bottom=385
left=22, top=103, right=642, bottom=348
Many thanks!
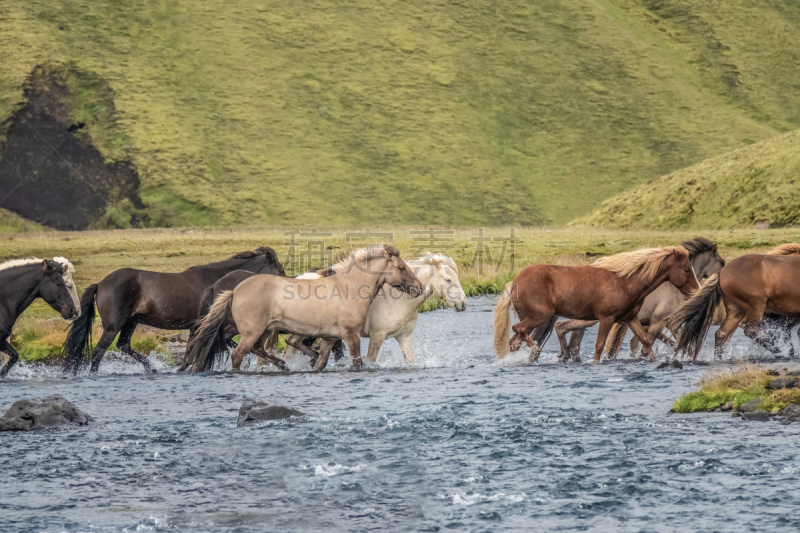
left=42, top=259, right=54, bottom=272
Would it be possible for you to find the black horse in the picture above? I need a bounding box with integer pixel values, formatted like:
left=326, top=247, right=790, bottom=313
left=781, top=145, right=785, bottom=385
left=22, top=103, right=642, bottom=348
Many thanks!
left=0, top=258, right=79, bottom=377
left=182, top=270, right=344, bottom=373
left=61, top=247, right=285, bottom=374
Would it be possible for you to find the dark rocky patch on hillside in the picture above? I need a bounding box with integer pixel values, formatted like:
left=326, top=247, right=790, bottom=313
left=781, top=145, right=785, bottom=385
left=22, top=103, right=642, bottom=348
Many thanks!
left=0, top=65, right=144, bottom=230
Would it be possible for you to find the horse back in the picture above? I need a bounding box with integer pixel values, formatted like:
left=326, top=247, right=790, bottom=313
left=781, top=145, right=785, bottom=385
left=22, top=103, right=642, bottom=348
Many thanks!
left=722, top=255, right=800, bottom=316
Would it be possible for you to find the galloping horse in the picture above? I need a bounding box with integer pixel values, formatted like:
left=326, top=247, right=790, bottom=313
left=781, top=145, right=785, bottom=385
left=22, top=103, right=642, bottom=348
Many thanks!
left=494, top=246, right=699, bottom=362
left=287, top=252, right=467, bottom=367
left=185, top=244, right=424, bottom=373
left=0, top=258, right=80, bottom=377
left=61, top=247, right=284, bottom=374
left=669, top=243, right=800, bottom=360
left=553, top=237, right=725, bottom=361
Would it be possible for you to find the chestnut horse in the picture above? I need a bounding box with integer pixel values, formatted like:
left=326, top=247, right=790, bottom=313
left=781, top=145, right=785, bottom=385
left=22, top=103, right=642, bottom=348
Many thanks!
left=494, top=246, right=699, bottom=362
left=185, top=245, right=424, bottom=373
left=669, top=243, right=800, bottom=360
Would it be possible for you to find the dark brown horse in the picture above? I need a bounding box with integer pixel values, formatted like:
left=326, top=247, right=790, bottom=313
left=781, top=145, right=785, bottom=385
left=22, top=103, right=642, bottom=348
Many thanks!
left=61, top=247, right=284, bottom=374
left=669, top=243, right=800, bottom=360
left=0, top=258, right=80, bottom=377
left=494, top=246, right=700, bottom=362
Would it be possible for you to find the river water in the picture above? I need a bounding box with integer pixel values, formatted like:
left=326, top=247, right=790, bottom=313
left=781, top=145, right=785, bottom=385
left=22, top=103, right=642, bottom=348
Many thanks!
left=2, top=297, right=799, bottom=532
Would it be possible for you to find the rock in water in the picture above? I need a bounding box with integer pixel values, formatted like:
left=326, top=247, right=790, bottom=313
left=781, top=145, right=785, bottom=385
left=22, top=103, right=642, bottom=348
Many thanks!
left=0, top=395, right=91, bottom=431
left=742, top=411, right=771, bottom=422
left=768, top=377, right=799, bottom=390
left=740, top=398, right=765, bottom=413
left=237, top=398, right=305, bottom=427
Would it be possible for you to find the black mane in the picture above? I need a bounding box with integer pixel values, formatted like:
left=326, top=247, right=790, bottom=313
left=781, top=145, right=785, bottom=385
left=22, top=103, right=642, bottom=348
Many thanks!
left=682, top=237, right=716, bottom=258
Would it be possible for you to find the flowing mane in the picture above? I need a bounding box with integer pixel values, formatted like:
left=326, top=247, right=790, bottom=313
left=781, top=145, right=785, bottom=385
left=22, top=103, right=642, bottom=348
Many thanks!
left=410, top=252, right=458, bottom=274
left=591, top=246, right=688, bottom=282
left=681, top=237, right=717, bottom=258
left=766, top=243, right=800, bottom=256
left=301, top=244, right=400, bottom=279
left=0, top=256, right=75, bottom=279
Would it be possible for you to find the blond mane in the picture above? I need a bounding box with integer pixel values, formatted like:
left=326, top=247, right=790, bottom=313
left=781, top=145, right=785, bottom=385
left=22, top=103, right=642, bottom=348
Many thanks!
left=766, top=243, right=800, bottom=256
left=299, top=244, right=399, bottom=279
left=410, top=252, right=458, bottom=274
left=591, top=246, right=687, bottom=282
left=0, top=256, right=74, bottom=279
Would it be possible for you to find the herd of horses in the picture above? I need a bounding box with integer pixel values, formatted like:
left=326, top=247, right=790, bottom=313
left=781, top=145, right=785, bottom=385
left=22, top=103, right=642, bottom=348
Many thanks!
left=0, top=237, right=798, bottom=378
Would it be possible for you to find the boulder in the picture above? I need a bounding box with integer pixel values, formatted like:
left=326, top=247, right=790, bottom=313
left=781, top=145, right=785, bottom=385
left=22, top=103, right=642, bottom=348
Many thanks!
left=720, top=401, right=734, bottom=412
left=237, top=398, right=305, bottom=427
left=768, top=377, right=799, bottom=390
left=740, top=398, right=765, bottom=413
left=780, top=404, right=800, bottom=422
left=742, top=411, right=771, bottom=422
left=0, top=395, right=91, bottom=431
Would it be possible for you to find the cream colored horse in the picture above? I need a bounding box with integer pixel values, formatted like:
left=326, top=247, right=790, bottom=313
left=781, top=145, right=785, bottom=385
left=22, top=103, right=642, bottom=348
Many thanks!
left=185, top=245, right=424, bottom=373
left=288, top=253, right=467, bottom=366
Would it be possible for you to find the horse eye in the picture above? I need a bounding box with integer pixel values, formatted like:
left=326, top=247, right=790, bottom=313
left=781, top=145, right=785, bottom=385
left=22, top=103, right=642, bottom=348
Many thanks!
left=445, top=279, right=452, bottom=283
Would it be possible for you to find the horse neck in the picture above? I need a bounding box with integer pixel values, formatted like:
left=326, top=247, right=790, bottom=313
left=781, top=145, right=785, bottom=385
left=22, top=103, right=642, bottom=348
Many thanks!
left=625, top=262, right=673, bottom=299
left=0, top=266, right=44, bottom=322
left=336, top=257, right=390, bottom=301
left=200, top=255, right=263, bottom=276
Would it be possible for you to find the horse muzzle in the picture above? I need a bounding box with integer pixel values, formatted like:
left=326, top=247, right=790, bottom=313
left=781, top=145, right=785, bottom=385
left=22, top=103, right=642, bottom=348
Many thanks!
left=453, top=300, right=467, bottom=312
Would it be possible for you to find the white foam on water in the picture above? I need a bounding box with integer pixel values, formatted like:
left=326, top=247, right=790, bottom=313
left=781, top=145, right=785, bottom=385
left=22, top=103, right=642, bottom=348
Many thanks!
left=307, top=463, right=366, bottom=477
left=448, top=491, right=527, bottom=506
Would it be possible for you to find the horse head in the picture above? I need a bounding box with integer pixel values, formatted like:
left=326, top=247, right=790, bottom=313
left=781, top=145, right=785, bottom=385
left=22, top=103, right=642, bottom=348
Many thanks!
left=683, top=237, right=725, bottom=280
left=255, top=246, right=285, bottom=276
left=666, top=248, right=701, bottom=296
left=39, top=259, right=79, bottom=320
left=376, top=245, right=424, bottom=297
left=412, top=254, right=467, bottom=311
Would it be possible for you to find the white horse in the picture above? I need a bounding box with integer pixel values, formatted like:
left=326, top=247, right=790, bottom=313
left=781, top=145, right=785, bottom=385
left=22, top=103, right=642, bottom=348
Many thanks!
left=288, top=253, right=467, bottom=366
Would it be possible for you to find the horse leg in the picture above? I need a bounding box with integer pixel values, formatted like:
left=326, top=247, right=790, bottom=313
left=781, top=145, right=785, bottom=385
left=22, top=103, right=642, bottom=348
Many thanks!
left=512, top=314, right=551, bottom=363
left=285, top=334, right=320, bottom=362
left=396, top=333, right=415, bottom=364
left=230, top=332, right=260, bottom=370
left=568, top=328, right=585, bottom=363
left=591, top=318, right=615, bottom=362
left=0, top=339, right=19, bottom=377
left=253, top=331, right=287, bottom=371
left=90, top=327, right=119, bottom=373
left=332, top=339, right=346, bottom=362
left=117, top=322, right=154, bottom=373
left=714, top=305, right=745, bottom=360
left=627, top=317, right=657, bottom=362
left=312, top=339, right=338, bottom=372
left=555, top=320, right=572, bottom=360
left=366, top=332, right=387, bottom=363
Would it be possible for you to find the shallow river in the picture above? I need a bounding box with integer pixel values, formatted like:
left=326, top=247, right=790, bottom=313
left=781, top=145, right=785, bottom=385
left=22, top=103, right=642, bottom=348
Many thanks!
left=2, top=297, right=800, bottom=532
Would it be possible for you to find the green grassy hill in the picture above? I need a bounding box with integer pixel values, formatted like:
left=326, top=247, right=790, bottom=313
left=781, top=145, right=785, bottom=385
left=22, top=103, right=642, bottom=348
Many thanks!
left=574, top=127, right=800, bottom=229
left=2, top=0, right=800, bottom=228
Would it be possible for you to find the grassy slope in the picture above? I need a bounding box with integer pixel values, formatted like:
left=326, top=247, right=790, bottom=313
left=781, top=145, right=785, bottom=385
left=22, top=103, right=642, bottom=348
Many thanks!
left=574, top=128, right=800, bottom=229
left=2, top=1, right=800, bottom=227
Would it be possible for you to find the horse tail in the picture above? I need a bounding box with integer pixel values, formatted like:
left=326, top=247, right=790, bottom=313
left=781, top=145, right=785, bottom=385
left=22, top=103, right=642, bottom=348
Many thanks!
left=61, top=284, right=98, bottom=374
left=532, top=315, right=556, bottom=347
left=668, top=274, right=722, bottom=359
left=605, top=323, right=628, bottom=358
left=493, top=282, right=516, bottom=358
left=186, top=290, right=234, bottom=374
left=263, top=330, right=279, bottom=351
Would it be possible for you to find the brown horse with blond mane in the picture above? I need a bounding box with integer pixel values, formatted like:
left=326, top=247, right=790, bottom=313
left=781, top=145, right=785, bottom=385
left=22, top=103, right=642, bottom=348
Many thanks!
left=494, top=246, right=700, bottom=362
left=669, top=243, right=800, bottom=360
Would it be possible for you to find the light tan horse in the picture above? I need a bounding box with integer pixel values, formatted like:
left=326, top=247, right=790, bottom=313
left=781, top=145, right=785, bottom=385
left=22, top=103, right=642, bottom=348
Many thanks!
left=287, top=253, right=467, bottom=366
left=185, top=245, right=424, bottom=373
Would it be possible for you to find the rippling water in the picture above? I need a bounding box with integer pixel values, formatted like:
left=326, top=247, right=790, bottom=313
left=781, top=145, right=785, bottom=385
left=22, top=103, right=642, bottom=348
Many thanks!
left=2, top=297, right=800, bottom=532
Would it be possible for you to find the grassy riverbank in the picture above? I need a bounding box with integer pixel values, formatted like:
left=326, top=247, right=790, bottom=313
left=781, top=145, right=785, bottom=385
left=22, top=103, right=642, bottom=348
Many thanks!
left=3, top=225, right=800, bottom=364
left=673, top=365, right=800, bottom=414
